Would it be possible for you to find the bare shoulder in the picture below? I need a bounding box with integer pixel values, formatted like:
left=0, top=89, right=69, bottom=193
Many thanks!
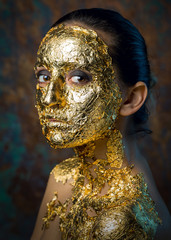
left=31, top=157, right=81, bottom=240
left=155, top=215, right=171, bottom=239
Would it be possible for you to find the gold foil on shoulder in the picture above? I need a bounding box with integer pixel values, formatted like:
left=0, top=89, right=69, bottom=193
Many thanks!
left=91, top=206, right=148, bottom=239
left=51, top=157, right=83, bottom=184
left=43, top=130, right=160, bottom=239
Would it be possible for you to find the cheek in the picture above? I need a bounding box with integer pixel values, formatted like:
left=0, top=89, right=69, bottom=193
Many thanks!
left=36, top=88, right=43, bottom=105
left=66, top=85, right=101, bottom=107
left=36, top=85, right=47, bottom=103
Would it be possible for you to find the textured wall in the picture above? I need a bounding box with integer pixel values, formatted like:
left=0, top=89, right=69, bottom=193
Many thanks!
left=0, top=0, right=171, bottom=239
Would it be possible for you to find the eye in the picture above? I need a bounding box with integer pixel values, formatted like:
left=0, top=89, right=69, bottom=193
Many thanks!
left=67, top=70, right=92, bottom=86
left=35, top=69, right=51, bottom=87
left=38, top=75, right=50, bottom=83
left=69, top=75, right=84, bottom=84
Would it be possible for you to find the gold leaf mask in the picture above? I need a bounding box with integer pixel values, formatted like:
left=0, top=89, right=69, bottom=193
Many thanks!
left=35, top=24, right=122, bottom=149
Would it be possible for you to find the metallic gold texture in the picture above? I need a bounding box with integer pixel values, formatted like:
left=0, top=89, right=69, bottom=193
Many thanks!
left=35, top=24, right=160, bottom=239
left=43, top=131, right=160, bottom=239
left=35, top=24, right=122, bottom=149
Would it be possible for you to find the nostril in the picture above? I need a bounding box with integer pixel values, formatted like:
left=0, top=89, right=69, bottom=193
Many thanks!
left=47, top=103, right=61, bottom=109
left=52, top=103, right=60, bottom=108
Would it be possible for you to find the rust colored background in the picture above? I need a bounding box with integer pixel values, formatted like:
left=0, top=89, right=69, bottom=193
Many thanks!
left=0, top=0, right=171, bottom=239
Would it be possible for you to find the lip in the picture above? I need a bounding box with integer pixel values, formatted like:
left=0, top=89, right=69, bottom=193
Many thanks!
left=48, top=118, right=65, bottom=123
left=45, top=118, right=71, bottom=128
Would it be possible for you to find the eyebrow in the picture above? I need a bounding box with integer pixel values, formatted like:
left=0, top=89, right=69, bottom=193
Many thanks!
left=34, top=65, right=47, bottom=73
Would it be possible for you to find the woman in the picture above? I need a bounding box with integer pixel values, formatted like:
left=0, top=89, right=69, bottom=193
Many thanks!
left=31, top=8, right=171, bottom=240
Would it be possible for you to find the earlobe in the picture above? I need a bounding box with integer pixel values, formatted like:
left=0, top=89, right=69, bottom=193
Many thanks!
left=119, top=81, right=148, bottom=117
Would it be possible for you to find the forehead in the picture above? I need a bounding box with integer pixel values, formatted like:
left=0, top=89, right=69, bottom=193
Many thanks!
left=38, top=35, right=94, bottom=66
left=36, top=24, right=112, bottom=68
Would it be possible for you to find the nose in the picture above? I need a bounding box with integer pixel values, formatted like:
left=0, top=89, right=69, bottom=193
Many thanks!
left=42, top=79, right=66, bottom=108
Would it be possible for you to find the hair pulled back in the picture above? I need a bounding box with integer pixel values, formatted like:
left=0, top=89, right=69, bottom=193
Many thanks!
left=52, top=8, right=155, bottom=133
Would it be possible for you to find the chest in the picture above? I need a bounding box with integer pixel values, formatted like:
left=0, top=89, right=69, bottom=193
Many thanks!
left=44, top=162, right=159, bottom=240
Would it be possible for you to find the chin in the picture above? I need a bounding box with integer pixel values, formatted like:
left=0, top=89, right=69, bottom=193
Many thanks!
left=41, top=119, right=112, bottom=149
left=45, top=129, right=109, bottom=150
left=43, top=127, right=85, bottom=149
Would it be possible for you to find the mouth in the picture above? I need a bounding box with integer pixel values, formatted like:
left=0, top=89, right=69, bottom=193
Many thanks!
left=48, top=118, right=65, bottom=123
left=44, top=117, right=71, bottom=128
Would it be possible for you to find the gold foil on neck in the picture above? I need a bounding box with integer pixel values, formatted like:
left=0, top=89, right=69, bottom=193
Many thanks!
left=43, top=128, right=160, bottom=239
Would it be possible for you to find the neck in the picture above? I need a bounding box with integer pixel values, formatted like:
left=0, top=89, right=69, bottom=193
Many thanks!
left=74, top=128, right=127, bottom=169
left=73, top=122, right=143, bottom=171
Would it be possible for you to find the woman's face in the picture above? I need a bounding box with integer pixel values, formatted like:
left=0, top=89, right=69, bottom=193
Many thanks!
left=35, top=24, right=122, bottom=148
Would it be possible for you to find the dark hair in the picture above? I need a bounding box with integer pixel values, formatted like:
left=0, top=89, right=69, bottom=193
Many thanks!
left=52, top=8, right=155, bottom=134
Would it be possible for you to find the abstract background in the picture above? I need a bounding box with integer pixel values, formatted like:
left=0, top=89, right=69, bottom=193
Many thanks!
left=0, top=0, right=171, bottom=239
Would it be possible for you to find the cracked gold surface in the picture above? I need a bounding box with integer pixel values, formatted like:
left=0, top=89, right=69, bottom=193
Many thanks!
left=35, top=24, right=122, bottom=149
left=43, top=130, right=160, bottom=239
left=35, top=24, right=160, bottom=239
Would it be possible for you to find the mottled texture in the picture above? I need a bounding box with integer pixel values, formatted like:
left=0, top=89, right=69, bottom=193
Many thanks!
left=0, top=0, right=171, bottom=239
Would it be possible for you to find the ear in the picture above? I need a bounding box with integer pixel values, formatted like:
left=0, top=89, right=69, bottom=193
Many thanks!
left=119, top=81, right=148, bottom=116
